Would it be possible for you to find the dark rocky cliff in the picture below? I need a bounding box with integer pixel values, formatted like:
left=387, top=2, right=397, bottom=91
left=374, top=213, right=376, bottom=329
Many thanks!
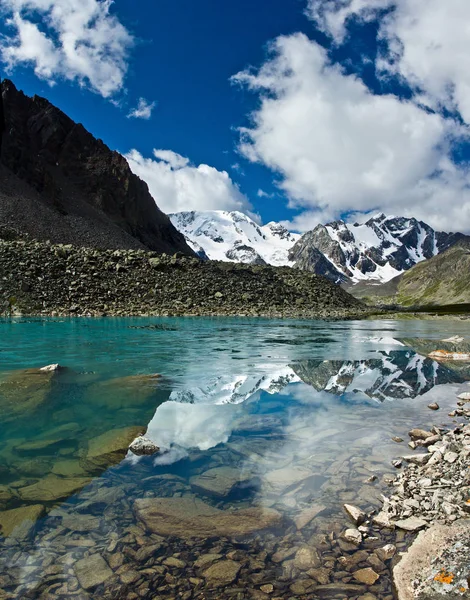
left=0, top=80, right=194, bottom=255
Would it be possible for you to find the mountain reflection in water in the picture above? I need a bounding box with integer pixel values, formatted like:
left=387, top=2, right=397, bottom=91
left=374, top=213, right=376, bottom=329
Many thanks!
left=1, top=318, right=470, bottom=600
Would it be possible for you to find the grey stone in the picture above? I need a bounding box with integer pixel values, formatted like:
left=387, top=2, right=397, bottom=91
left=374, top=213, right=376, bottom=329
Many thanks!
left=134, top=496, right=281, bottom=539
left=202, top=560, right=241, bottom=586
left=343, top=504, right=366, bottom=525
left=74, top=554, right=113, bottom=590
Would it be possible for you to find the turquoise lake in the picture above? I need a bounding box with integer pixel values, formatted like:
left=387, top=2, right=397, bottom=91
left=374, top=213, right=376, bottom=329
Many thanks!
left=0, top=316, right=469, bottom=599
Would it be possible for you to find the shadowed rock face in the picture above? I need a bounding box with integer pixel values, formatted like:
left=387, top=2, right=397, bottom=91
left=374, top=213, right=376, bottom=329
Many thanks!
left=0, top=80, right=194, bottom=255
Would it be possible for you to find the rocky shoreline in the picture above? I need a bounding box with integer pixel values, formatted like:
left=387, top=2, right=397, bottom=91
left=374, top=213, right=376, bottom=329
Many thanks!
left=342, top=381, right=470, bottom=599
left=0, top=230, right=370, bottom=319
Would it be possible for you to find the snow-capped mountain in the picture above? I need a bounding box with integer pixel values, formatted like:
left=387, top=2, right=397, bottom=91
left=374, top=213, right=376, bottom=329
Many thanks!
left=170, top=210, right=464, bottom=285
left=289, top=213, right=465, bottom=284
left=169, top=210, right=300, bottom=266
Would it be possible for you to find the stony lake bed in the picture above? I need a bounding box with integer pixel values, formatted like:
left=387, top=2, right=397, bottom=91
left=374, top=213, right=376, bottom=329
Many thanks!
left=0, top=317, right=469, bottom=600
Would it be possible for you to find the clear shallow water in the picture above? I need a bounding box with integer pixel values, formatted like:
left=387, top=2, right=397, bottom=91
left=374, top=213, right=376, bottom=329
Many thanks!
left=0, top=317, right=469, bottom=600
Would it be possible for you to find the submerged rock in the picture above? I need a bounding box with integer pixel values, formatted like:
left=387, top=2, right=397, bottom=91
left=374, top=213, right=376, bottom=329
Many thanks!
left=353, top=568, right=379, bottom=585
left=134, top=496, right=282, bottom=539
left=74, top=554, right=113, bottom=590
left=294, top=503, right=326, bottom=530
left=0, top=504, right=44, bottom=538
left=88, top=374, right=162, bottom=409
left=264, top=465, right=313, bottom=491
left=128, top=435, right=159, bottom=456
left=16, top=437, right=72, bottom=455
left=18, top=475, right=91, bottom=502
left=293, top=546, right=321, bottom=570
left=202, top=560, right=241, bottom=586
left=51, top=459, right=88, bottom=477
left=190, top=466, right=255, bottom=498
left=0, top=367, right=58, bottom=422
left=81, top=426, right=145, bottom=472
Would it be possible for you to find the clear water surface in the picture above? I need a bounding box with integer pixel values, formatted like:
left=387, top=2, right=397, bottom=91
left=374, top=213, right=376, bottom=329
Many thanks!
left=0, top=317, right=469, bottom=600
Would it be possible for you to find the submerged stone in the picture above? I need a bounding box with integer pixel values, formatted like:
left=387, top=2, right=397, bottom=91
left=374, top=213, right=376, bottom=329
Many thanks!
left=353, top=568, right=380, bottom=585
left=202, top=560, right=241, bottom=586
left=87, top=374, right=162, bottom=409
left=81, top=426, right=145, bottom=472
left=134, top=496, right=282, bottom=539
left=61, top=513, right=101, bottom=532
left=190, top=466, right=255, bottom=498
left=52, top=459, right=88, bottom=477
left=0, top=367, right=57, bottom=422
left=0, top=504, right=45, bottom=538
left=16, top=437, right=71, bottom=455
left=295, top=503, right=326, bottom=530
left=264, top=465, right=313, bottom=491
left=18, top=475, right=91, bottom=502
left=293, top=546, right=321, bottom=570
left=74, top=554, right=113, bottom=590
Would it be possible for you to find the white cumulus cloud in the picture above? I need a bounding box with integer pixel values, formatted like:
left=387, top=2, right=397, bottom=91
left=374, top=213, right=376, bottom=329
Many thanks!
left=307, top=0, right=470, bottom=125
left=125, top=148, right=251, bottom=214
left=233, top=33, right=470, bottom=232
left=0, top=0, right=133, bottom=98
left=127, top=97, right=156, bottom=120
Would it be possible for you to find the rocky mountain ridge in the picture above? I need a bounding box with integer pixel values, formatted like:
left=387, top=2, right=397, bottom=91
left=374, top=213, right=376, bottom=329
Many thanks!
left=289, top=214, right=465, bottom=284
left=170, top=210, right=465, bottom=285
left=353, top=238, right=470, bottom=307
left=0, top=80, right=193, bottom=255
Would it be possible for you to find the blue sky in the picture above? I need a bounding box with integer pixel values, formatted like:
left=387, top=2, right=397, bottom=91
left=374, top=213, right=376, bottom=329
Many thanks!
left=1, top=0, right=470, bottom=232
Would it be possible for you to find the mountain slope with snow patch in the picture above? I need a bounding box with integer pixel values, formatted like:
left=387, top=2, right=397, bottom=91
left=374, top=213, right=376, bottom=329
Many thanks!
left=170, top=210, right=465, bottom=285
left=289, top=213, right=465, bottom=283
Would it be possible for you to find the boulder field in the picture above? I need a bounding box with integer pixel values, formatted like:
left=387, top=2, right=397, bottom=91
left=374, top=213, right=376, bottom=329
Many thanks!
left=0, top=232, right=367, bottom=319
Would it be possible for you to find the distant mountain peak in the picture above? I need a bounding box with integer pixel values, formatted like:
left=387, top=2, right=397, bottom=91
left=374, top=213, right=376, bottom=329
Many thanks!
left=169, top=210, right=300, bottom=266
left=170, top=209, right=465, bottom=285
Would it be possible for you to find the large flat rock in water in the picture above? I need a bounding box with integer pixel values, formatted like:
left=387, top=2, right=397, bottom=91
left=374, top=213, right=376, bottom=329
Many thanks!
left=0, top=504, right=45, bottom=538
left=18, top=475, right=91, bottom=502
left=74, top=554, right=113, bottom=590
left=81, top=426, right=145, bottom=472
left=0, top=368, right=56, bottom=422
left=264, top=466, right=313, bottom=491
left=134, top=496, right=282, bottom=539
left=394, top=519, right=470, bottom=599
